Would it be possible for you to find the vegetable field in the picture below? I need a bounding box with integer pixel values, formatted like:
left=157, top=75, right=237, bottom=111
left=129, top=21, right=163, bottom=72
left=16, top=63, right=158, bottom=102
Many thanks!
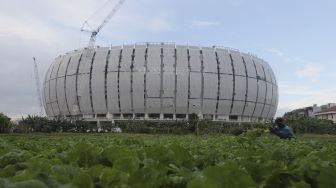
left=1, top=132, right=336, bottom=188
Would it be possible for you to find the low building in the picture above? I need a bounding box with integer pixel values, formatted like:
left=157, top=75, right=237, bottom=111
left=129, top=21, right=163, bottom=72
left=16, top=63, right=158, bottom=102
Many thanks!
left=314, top=106, right=336, bottom=123
left=284, top=103, right=336, bottom=122
left=320, top=103, right=336, bottom=110
left=283, top=106, right=314, bottom=120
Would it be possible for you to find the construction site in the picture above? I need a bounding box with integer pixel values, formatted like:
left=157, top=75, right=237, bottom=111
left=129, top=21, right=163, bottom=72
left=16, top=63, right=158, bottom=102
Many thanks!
left=36, top=0, right=278, bottom=123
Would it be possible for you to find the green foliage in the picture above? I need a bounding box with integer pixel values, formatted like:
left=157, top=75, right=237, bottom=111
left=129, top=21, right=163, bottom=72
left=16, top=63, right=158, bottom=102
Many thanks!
left=72, top=172, right=93, bottom=188
left=286, top=118, right=336, bottom=134
left=0, top=113, right=11, bottom=125
left=7, top=179, right=48, bottom=188
left=116, top=120, right=270, bottom=135
left=1, top=134, right=336, bottom=187
left=188, top=162, right=256, bottom=188
left=8, top=113, right=336, bottom=135
left=0, top=150, right=26, bottom=168
left=0, top=113, right=12, bottom=133
left=16, top=116, right=94, bottom=133
left=67, top=142, right=101, bottom=168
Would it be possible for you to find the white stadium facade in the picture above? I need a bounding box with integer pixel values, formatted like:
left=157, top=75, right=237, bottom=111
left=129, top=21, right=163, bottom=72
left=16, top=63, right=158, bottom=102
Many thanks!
left=43, top=43, right=278, bottom=122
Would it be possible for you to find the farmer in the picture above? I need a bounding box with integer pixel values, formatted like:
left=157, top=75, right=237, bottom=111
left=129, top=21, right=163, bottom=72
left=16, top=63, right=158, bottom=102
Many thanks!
left=269, top=117, right=295, bottom=139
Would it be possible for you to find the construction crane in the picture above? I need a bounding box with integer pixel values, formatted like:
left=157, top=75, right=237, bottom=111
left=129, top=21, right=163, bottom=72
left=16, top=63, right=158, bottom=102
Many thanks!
left=81, top=0, right=125, bottom=57
left=33, top=57, right=43, bottom=116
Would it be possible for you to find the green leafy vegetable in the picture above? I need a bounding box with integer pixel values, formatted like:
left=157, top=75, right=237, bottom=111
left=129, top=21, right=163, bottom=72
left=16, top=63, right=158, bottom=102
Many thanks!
left=0, top=133, right=336, bottom=187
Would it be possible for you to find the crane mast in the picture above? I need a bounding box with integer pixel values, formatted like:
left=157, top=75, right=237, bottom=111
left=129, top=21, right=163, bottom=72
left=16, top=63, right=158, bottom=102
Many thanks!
left=81, top=0, right=125, bottom=57
left=33, top=57, right=43, bottom=116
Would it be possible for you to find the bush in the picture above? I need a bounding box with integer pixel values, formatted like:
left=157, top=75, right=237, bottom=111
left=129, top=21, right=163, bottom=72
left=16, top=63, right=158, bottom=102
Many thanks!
left=16, top=116, right=95, bottom=133
left=9, top=114, right=336, bottom=135
left=116, top=120, right=268, bottom=135
left=0, top=113, right=11, bottom=133
left=286, top=118, right=336, bottom=134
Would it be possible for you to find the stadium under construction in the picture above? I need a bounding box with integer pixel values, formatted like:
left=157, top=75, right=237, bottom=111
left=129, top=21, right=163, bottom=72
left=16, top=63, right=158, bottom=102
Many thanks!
left=43, top=43, right=278, bottom=122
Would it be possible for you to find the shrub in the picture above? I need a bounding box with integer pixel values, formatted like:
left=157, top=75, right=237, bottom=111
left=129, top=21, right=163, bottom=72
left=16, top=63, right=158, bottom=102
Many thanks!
left=0, top=113, right=11, bottom=133
left=286, top=118, right=336, bottom=134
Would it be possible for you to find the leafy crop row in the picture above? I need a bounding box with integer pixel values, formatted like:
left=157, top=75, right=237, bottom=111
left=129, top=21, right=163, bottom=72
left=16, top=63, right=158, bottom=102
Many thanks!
left=1, top=132, right=336, bottom=187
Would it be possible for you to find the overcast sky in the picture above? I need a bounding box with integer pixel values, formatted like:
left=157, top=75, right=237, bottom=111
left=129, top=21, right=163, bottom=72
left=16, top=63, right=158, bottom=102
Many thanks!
left=1, top=0, right=335, bottom=119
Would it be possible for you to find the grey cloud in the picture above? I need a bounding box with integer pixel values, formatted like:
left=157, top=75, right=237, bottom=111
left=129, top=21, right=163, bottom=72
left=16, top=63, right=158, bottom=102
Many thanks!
left=0, top=0, right=177, bottom=118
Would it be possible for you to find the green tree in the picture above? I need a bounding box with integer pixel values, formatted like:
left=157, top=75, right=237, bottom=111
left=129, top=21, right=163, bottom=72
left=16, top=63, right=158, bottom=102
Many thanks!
left=189, top=113, right=199, bottom=135
left=0, top=113, right=11, bottom=133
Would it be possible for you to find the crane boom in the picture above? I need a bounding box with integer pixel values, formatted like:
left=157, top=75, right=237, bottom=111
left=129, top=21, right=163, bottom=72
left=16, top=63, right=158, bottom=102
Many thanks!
left=96, top=0, right=125, bottom=34
left=82, top=0, right=125, bottom=57
left=33, top=57, right=43, bottom=116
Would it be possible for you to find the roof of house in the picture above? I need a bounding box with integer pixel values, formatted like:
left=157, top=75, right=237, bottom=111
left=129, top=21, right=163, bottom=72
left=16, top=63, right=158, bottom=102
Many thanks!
left=315, top=106, right=336, bottom=114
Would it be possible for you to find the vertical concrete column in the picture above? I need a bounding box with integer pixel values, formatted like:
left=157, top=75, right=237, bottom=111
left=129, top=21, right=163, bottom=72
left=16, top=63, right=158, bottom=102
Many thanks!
left=117, top=47, right=123, bottom=114
left=75, top=53, right=84, bottom=116
left=241, top=56, right=249, bottom=118
left=144, top=44, right=148, bottom=120
left=260, top=66, right=268, bottom=119
left=104, top=49, right=111, bottom=114
left=228, top=53, right=236, bottom=115
left=160, top=44, right=164, bottom=120
left=214, top=48, right=221, bottom=118
left=266, top=64, right=275, bottom=119
left=199, top=47, right=204, bottom=118
left=64, top=57, right=72, bottom=115
left=47, top=64, right=56, bottom=116
left=54, top=56, right=65, bottom=116
left=97, top=120, right=101, bottom=128
left=186, top=46, right=191, bottom=117
left=251, top=60, right=259, bottom=118
left=173, top=45, right=177, bottom=119
left=89, top=52, right=97, bottom=114
left=130, top=45, right=135, bottom=117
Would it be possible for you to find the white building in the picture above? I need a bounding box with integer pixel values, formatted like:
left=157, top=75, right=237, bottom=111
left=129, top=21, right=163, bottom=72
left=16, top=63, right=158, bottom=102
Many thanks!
left=314, top=106, right=336, bottom=123
left=43, top=43, right=278, bottom=122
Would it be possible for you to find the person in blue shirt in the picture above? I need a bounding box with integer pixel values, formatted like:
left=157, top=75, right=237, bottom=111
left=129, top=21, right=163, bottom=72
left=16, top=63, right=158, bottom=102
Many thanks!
left=269, top=117, right=296, bottom=139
